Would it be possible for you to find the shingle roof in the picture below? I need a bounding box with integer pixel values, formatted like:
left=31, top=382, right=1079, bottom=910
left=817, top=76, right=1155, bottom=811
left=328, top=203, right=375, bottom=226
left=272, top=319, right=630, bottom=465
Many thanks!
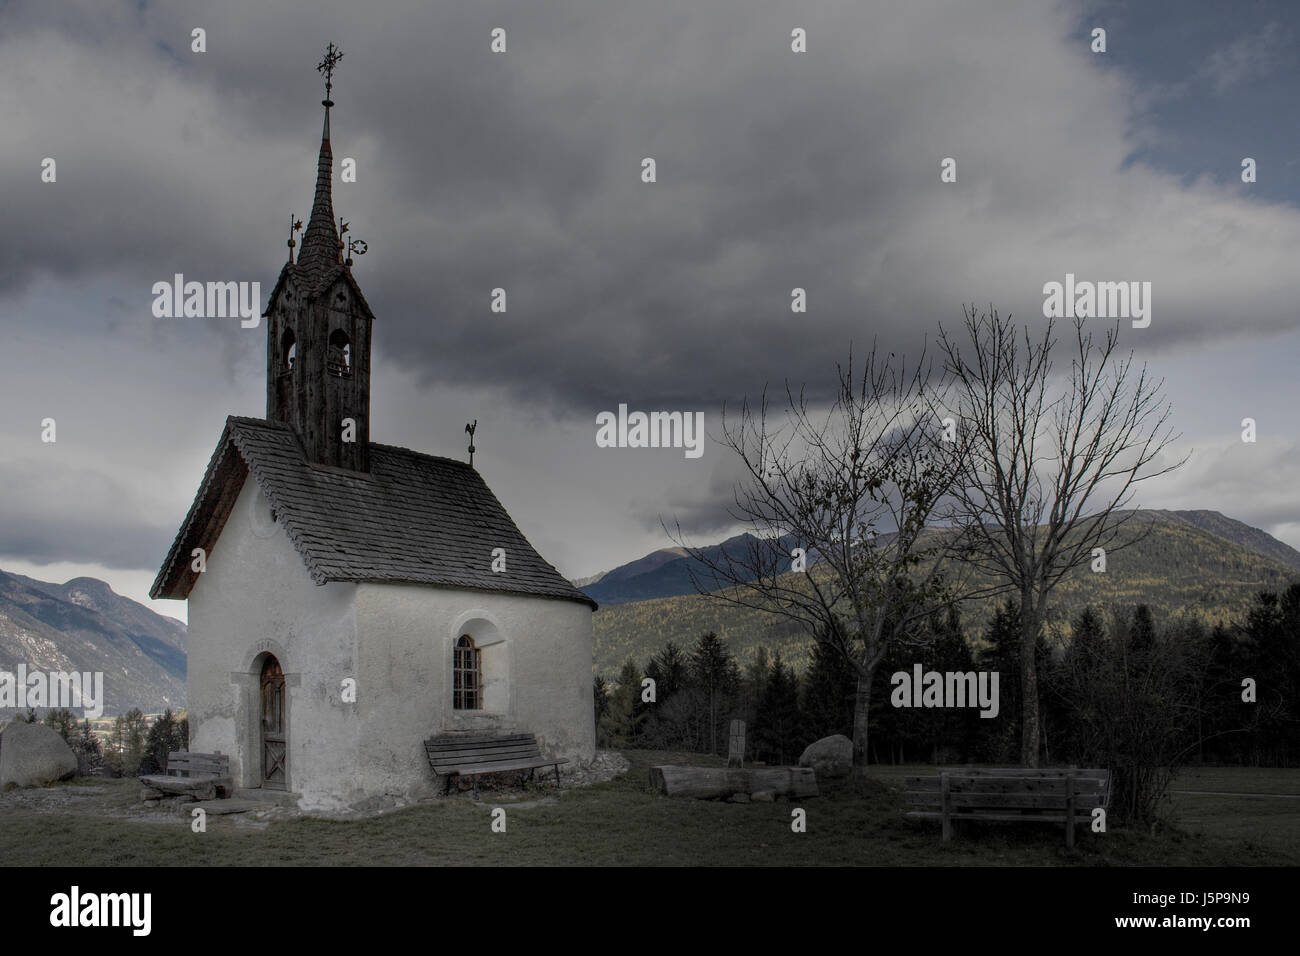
left=150, top=416, right=596, bottom=609
left=263, top=259, right=376, bottom=321
left=295, top=114, right=342, bottom=293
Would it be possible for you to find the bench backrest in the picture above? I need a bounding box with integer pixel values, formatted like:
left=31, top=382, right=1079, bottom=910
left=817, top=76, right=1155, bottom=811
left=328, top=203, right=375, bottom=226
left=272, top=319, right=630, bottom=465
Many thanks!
left=165, top=751, right=230, bottom=778
left=424, top=733, right=543, bottom=769
left=905, top=768, right=1111, bottom=812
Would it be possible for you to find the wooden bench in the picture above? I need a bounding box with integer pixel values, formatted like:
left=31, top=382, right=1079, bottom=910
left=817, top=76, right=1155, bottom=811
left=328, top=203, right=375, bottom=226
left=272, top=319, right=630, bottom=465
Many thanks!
left=140, top=751, right=233, bottom=801
left=904, top=767, right=1110, bottom=847
left=424, top=733, right=567, bottom=794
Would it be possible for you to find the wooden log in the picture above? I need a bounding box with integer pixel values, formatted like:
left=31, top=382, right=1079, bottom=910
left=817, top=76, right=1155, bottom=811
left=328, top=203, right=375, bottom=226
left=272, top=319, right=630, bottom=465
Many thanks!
left=649, top=765, right=818, bottom=799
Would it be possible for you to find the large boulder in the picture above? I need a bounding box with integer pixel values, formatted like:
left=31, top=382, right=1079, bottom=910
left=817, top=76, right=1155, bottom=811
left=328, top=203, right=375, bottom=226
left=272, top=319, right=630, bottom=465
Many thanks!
left=798, top=734, right=853, bottom=779
left=0, top=721, right=78, bottom=789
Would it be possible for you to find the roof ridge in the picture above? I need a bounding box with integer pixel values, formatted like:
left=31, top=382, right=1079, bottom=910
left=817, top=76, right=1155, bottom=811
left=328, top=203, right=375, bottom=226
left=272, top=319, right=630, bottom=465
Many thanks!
left=369, top=441, right=475, bottom=467
left=229, top=419, right=475, bottom=468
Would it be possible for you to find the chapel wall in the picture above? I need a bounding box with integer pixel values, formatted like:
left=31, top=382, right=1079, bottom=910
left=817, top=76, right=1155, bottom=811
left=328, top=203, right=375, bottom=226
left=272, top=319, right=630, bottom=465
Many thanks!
left=353, top=582, right=596, bottom=799
left=186, top=474, right=363, bottom=810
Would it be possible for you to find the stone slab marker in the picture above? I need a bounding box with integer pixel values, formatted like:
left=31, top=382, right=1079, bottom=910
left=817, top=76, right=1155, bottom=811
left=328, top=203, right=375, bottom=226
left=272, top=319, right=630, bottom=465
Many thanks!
left=727, top=719, right=745, bottom=768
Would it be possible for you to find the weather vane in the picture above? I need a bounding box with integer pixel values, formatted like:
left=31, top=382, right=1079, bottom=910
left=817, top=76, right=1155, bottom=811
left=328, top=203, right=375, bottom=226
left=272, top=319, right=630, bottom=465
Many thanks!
left=286, top=214, right=303, bottom=261
left=338, top=216, right=369, bottom=267
left=465, top=420, right=478, bottom=467
left=317, top=42, right=343, bottom=106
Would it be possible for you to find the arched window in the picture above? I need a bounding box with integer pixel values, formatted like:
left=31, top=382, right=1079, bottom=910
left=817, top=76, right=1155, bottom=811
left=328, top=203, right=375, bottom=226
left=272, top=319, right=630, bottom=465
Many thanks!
left=453, top=635, right=482, bottom=710
left=281, top=328, right=296, bottom=373
left=327, top=328, right=351, bottom=377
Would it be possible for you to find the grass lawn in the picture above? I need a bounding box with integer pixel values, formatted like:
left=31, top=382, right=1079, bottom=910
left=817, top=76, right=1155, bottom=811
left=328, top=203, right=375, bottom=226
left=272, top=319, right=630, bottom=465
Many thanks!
left=3, top=753, right=1296, bottom=866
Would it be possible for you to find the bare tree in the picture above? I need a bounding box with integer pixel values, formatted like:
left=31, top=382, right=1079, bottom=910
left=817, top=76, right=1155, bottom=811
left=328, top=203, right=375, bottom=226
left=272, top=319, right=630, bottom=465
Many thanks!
left=667, top=346, right=967, bottom=787
left=936, top=307, right=1187, bottom=767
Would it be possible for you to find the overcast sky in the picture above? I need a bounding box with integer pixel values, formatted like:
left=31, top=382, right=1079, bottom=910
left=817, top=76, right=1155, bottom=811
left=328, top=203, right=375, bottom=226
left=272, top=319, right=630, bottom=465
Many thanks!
left=1, top=0, right=1298, bottom=622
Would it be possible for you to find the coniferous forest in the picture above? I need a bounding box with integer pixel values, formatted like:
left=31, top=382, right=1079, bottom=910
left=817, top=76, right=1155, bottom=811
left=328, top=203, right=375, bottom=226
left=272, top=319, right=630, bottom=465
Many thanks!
left=596, top=584, right=1300, bottom=823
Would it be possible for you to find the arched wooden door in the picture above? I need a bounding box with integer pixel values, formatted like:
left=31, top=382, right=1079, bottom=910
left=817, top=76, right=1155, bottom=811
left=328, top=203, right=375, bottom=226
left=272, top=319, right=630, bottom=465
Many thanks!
left=260, top=655, right=287, bottom=789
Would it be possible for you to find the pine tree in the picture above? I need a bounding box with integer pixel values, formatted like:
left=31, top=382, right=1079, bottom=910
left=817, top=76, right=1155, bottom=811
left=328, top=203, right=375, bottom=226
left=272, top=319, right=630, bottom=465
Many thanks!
left=1129, top=604, right=1156, bottom=655
left=747, top=646, right=771, bottom=713
left=593, top=674, right=611, bottom=742
left=119, top=708, right=147, bottom=776
left=73, top=719, right=103, bottom=774
left=690, top=632, right=740, bottom=756
left=755, top=652, right=803, bottom=765
left=646, top=641, right=689, bottom=702
left=979, top=599, right=1044, bottom=763
left=43, top=708, right=77, bottom=740
left=921, top=606, right=977, bottom=763
left=802, top=639, right=856, bottom=741
left=1072, top=606, right=1106, bottom=651
left=598, top=659, right=644, bottom=749
left=142, top=709, right=182, bottom=776
left=1240, top=584, right=1300, bottom=766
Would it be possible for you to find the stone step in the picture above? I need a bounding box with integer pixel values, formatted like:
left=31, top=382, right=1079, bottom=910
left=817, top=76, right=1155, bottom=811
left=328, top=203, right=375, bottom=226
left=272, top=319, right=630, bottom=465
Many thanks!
left=191, top=798, right=281, bottom=816
left=231, top=787, right=301, bottom=808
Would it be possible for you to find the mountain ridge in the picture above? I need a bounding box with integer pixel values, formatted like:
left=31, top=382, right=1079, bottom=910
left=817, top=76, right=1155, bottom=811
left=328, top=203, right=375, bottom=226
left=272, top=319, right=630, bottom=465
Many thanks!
left=576, top=509, right=1300, bottom=606
left=0, top=570, right=186, bottom=718
left=588, top=509, right=1300, bottom=674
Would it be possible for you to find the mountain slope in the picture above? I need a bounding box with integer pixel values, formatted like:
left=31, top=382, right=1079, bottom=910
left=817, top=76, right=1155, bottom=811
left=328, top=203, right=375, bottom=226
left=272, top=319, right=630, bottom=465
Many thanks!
left=0, top=570, right=186, bottom=717
left=1149, top=510, right=1300, bottom=571
left=591, top=511, right=1300, bottom=674
left=582, top=532, right=795, bottom=606
left=582, top=510, right=1300, bottom=607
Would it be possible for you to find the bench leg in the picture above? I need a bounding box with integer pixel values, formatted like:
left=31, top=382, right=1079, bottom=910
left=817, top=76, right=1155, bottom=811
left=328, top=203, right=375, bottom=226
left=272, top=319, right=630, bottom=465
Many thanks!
left=554, top=764, right=561, bottom=787
left=1066, top=775, right=1076, bottom=848
left=941, top=773, right=953, bottom=841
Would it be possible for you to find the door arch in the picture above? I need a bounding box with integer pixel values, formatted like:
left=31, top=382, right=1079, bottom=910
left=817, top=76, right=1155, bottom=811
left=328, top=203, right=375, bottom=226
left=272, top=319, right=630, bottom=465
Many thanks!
left=260, top=654, right=287, bottom=789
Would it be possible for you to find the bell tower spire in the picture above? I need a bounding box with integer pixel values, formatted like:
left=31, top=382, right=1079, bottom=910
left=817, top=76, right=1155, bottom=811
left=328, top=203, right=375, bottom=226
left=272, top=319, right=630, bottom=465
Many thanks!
left=265, top=43, right=374, bottom=473
left=296, top=42, right=345, bottom=286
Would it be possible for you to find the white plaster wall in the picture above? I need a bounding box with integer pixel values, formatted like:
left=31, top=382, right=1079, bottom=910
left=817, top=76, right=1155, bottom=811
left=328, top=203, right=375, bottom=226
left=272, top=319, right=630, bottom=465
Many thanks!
left=186, top=474, right=363, bottom=811
left=353, top=583, right=596, bottom=798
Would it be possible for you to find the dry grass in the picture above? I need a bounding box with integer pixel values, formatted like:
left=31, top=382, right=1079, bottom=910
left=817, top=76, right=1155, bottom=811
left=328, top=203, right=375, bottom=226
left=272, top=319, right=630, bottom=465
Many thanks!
left=2, top=755, right=1295, bottom=866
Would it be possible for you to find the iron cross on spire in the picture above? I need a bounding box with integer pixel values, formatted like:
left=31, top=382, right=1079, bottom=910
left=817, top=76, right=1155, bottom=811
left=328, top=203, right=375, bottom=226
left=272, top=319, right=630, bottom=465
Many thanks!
left=317, top=42, right=343, bottom=106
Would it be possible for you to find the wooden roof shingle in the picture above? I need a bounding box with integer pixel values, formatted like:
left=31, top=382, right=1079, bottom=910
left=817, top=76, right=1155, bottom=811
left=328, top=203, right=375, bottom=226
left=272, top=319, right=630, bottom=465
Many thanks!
left=150, top=416, right=596, bottom=609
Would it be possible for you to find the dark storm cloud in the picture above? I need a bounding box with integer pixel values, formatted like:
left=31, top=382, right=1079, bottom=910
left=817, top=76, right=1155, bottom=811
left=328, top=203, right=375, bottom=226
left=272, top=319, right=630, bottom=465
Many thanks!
left=3, top=0, right=1300, bottom=597
left=6, top=0, right=1300, bottom=421
left=639, top=452, right=753, bottom=537
left=0, top=459, right=174, bottom=570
